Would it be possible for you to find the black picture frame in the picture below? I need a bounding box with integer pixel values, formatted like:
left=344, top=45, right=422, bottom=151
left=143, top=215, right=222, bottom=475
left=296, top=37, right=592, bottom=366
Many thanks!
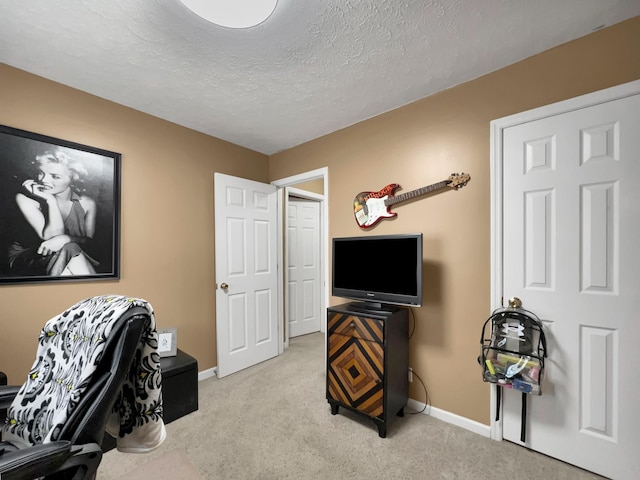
left=0, top=125, right=121, bottom=284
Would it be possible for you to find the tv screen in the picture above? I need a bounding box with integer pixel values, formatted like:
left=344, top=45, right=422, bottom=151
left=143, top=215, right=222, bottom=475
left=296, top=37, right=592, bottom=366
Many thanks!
left=332, top=233, right=423, bottom=310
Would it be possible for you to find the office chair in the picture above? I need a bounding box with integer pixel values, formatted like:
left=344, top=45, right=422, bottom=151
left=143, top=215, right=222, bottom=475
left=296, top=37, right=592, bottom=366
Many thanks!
left=0, top=295, right=166, bottom=480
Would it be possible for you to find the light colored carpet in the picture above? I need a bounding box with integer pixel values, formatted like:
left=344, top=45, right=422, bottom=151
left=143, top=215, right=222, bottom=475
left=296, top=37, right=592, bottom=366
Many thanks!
left=98, top=332, right=603, bottom=479
left=113, top=449, right=203, bottom=480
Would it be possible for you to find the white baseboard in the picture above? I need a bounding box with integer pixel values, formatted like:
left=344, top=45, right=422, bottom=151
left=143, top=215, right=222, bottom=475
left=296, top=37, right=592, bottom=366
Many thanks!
left=198, top=367, right=217, bottom=381
left=406, top=398, right=491, bottom=438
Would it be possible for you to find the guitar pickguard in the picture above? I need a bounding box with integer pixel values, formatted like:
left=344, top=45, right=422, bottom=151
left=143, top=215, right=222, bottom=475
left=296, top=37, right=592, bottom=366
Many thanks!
left=353, top=184, right=399, bottom=228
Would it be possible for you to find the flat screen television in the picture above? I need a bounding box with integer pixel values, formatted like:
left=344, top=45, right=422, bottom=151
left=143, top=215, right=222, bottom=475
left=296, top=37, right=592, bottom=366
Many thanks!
left=332, top=233, right=423, bottom=311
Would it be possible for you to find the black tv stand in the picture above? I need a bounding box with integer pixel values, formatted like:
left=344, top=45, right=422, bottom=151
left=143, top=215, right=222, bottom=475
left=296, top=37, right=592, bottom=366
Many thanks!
left=346, top=301, right=399, bottom=314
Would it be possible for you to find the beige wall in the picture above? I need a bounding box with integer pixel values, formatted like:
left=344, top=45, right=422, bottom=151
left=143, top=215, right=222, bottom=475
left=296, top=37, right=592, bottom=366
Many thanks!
left=269, top=17, right=640, bottom=424
left=0, top=64, right=269, bottom=383
left=1, top=17, right=638, bottom=426
left=289, top=178, right=324, bottom=195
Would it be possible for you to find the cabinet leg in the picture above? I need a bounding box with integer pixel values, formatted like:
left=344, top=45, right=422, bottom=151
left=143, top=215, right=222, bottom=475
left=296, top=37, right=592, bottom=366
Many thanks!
left=377, top=423, right=387, bottom=438
left=330, top=403, right=339, bottom=415
left=397, top=407, right=404, bottom=417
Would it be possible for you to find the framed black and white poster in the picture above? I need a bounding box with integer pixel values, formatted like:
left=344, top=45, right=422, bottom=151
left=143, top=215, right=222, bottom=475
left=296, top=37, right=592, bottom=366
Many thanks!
left=0, top=125, right=120, bottom=284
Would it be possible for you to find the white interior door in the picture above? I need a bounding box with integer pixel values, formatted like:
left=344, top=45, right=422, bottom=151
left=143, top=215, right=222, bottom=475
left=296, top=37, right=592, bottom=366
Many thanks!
left=214, top=173, right=279, bottom=378
left=287, top=196, right=321, bottom=338
left=496, top=83, right=640, bottom=479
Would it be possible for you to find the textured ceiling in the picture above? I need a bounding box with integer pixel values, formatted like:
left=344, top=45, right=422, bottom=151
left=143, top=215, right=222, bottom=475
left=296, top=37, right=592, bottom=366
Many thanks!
left=0, top=1, right=638, bottom=155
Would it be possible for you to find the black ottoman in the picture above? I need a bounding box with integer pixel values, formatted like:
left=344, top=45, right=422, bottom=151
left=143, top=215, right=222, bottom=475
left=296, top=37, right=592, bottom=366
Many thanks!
left=160, top=349, right=199, bottom=424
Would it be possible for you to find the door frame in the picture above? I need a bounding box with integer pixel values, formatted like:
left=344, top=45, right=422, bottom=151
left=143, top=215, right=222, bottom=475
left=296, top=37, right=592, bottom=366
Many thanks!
left=272, top=167, right=329, bottom=353
left=490, top=79, right=640, bottom=441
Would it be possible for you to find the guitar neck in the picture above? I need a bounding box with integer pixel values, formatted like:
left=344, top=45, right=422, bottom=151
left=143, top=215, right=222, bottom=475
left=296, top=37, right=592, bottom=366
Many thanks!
left=384, top=180, right=450, bottom=206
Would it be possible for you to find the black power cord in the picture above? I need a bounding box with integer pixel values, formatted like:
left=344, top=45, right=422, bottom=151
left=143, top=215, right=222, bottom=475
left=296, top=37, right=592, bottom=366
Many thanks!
left=406, top=369, right=429, bottom=414
left=408, top=307, right=416, bottom=340
left=406, top=307, right=429, bottom=414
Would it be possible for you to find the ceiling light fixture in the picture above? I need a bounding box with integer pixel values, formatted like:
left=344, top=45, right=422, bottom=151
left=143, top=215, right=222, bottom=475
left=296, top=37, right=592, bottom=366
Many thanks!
left=180, top=0, right=278, bottom=29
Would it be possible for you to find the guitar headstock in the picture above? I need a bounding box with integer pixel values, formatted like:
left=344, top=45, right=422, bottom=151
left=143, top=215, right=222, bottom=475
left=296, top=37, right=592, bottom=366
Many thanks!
left=447, top=172, right=470, bottom=189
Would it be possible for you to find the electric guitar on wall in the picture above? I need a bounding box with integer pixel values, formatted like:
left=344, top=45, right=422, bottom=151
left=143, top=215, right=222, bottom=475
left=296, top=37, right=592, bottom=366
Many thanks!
left=353, top=172, right=470, bottom=228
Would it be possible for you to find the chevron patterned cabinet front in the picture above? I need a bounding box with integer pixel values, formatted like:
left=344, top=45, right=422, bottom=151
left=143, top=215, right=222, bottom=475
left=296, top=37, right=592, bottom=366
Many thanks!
left=326, top=304, right=409, bottom=438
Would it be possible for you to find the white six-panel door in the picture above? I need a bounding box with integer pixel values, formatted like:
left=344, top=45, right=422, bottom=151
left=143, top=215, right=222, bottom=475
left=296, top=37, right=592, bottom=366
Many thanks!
left=214, top=173, right=279, bottom=378
left=287, top=198, right=321, bottom=338
left=497, top=85, right=640, bottom=479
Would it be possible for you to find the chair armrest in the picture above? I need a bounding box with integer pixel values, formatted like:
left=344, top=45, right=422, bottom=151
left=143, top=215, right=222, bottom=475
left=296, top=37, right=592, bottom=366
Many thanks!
left=0, top=385, right=20, bottom=410
left=0, top=440, right=72, bottom=480
left=58, top=443, right=103, bottom=478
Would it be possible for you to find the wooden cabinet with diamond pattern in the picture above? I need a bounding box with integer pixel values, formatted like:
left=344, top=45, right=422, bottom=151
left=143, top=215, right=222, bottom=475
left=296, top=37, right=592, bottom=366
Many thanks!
left=326, top=304, right=408, bottom=437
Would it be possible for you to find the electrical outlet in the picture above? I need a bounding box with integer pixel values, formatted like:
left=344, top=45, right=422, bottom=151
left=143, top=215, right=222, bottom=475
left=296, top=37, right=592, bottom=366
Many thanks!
left=408, top=367, right=413, bottom=382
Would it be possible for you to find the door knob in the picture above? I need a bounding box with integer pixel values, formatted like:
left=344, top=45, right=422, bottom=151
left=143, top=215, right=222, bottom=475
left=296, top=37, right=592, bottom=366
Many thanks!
left=220, top=283, right=229, bottom=290
left=508, top=296, right=522, bottom=308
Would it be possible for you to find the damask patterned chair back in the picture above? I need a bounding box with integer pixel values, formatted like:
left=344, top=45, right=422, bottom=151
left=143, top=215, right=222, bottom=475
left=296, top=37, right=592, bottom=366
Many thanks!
left=1, top=295, right=165, bottom=451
